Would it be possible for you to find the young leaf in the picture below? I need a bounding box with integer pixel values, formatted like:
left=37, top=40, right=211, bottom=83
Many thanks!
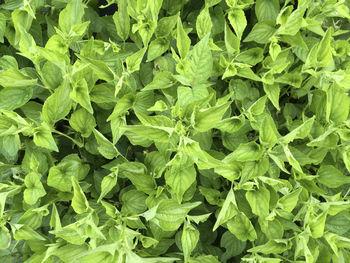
left=71, top=177, right=89, bottom=214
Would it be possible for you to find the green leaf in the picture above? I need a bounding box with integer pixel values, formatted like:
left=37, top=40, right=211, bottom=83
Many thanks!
left=263, top=83, right=280, bottom=110
left=248, top=239, right=289, bottom=254
left=120, top=162, right=156, bottom=194
left=107, top=94, right=135, bottom=120
left=317, top=165, right=350, bottom=188
left=213, top=188, right=238, bottom=231
left=228, top=9, right=247, bottom=39
left=177, top=16, right=191, bottom=59
left=0, top=87, right=33, bottom=111
left=42, top=81, right=72, bottom=126
left=147, top=38, right=170, bottom=62
left=196, top=7, right=212, bottom=39
left=142, top=71, right=175, bottom=91
left=194, top=102, right=231, bottom=132
left=0, top=68, right=37, bottom=88
left=227, top=212, right=257, bottom=241
left=47, top=154, right=90, bottom=192
left=121, top=125, right=173, bottom=142
left=277, top=188, right=302, bottom=213
left=309, top=210, right=328, bottom=239
left=165, top=159, right=196, bottom=203
left=113, top=0, right=130, bottom=41
left=69, top=108, right=96, bottom=138
left=33, top=125, right=58, bottom=152
left=156, top=14, right=178, bottom=38
left=283, top=145, right=303, bottom=174
left=225, top=142, right=264, bottom=162
left=244, top=21, right=276, bottom=44
left=235, top=48, right=264, bottom=66
left=277, top=5, right=306, bottom=36
left=316, top=28, right=333, bottom=67
left=181, top=222, right=200, bottom=262
left=255, top=0, right=280, bottom=21
left=276, top=73, right=302, bottom=88
left=76, top=55, right=115, bottom=82
left=246, top=187, right=270, bottom=218
left=126, top=47, right=147, bottom=73
left=279, top=116, right=315, bottom=145
left=92, top=129, right=120, bottom=159
left=70, top=78, right=93, bottom=114
left=190, top=34, right=213, bottom=85
left=327, top=84, right=350, bottom=124
left=225, top=22, right=240, bottom=56
left=259, top=114, right=278, bottom=148
left=58, top=0, right=84, bottom=32
left=98, top=169, right=118, bottom=203
left=24, top=172, right=46, bottom=205
left=71, top=176, right=89, bottom=214
left=153, top=200, right=201, bottom=231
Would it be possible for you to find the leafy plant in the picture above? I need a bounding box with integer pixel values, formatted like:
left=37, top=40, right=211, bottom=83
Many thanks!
left=0, top=0, right=350, bottom=262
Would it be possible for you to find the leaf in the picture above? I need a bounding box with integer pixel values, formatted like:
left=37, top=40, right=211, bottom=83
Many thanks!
left=142, top=71, right=175, bottom=91
left=181, top=222, right=199, bottom=262
left=246, top=187, right=270, bottom=218
left=263, top=83, right=280, bottom=110
left=113, top=0, right=130, bottom=41
left=235, top=48, right=264, bottom=66
left=69, top=108, right=96, bottom=138
left=220, top=231, right=246, bottom=260
left=156, top=14, right=178, bottom=38
left=165, top=161, right=196, bottom=203
left=279, top=116, right=315, bottom=145
left=277, top=188, right=302, bottom=213
left=196, top=7, right=212, bottom=39
left=248, top=239, right=289, bottom=254
left=23, top=172, right=46, bottom=205
left=177, top=16, right=191, bottom=58
left=213, top=188, right=238, bottom=231
left=42, top=81, right=72, bottom=126
left=33, top=125, right=58, bottom=152
left=255, top=0, right=280, bottom=21
left=93, top=129, right=120, bottom=159
left=76, top=55, right=115, bottom=82
left=71, top=176, right=89, bottom=214
left=225, top=142, right=264, bottom=162
left=283, top=145, right=303, bottom=174
left=259, top=114, right=279, bottom=148
left=0, top=87, right=33, bottom=111
left=70, top=78, right=93, bottom=114
left=194, top=102, right=231, bottom=132
left=190, top=34, right=213, bottom=85
left=47, top=154, right=90, bottom=192
left=147, top=38, right=170, bottom=62
left=227, top=212, right=257, bottom=241
left=153, top=200, right=201, bottom=231
left=0, top=68, right=37, bottom=88
left=126, top=47, right=147, bottom=73
left=58, top=0, right=85, bottom=34
left=316, top=27, right=333, bottom=67
left=120, top=162, right=156, bottom=194
left=244, top=21, right=276, bottom=44
left=309, top=210, right=328, bottom=239
left=225, top=22, right=240, bottom=56
left=121, top=125, right=173, bottom=142
left=317, top=165, right=350, bottom=188
left=98, top=169, right=118, bottom=203
left=228, top=9, right=247, bottom=39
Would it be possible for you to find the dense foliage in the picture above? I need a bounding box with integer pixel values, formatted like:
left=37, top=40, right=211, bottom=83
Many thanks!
left=1, top=0, right=350, bottom=262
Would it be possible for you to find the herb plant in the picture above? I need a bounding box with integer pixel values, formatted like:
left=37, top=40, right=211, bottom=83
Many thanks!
left=0, top=0, right=350, bottom=262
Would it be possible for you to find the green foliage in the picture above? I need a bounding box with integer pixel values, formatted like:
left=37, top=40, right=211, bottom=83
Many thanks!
left=0, top=0, right=350, bottom=262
